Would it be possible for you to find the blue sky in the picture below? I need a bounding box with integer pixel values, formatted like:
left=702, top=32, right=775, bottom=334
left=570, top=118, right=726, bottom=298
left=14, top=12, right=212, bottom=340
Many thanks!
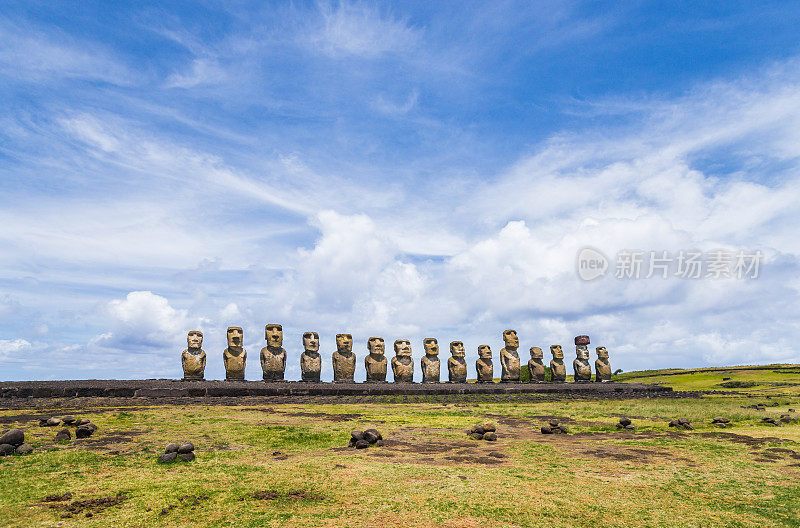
left=2, top=1, right=800, bottom=381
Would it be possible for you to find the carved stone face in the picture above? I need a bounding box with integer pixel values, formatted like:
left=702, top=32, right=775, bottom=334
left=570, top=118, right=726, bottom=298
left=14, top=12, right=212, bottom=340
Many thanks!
left=423, top=338, right=439, bottom=356
left=596, top=346, right=609, bottom=359
left=576, top=345, right=590, bottom=360
left=227, top=327, right=243, bottom=348
left=336, top=333, right=353, bottom=352
left=367, top=337, right=384, bottom=356
left=394, top=339, right=412, bottom=357
left=550, top=344, right=563, bottom=359
left=530, top=346, right=543, bottom=359
left=503, top=329, right=519, bottom=348
left=450, top=341, right=465, bottom=358
left=303, top=332, right=319, bottom=352
left=478, top=345, right=492, bottom=359
left=187, top=331, right=203, bottom=349
left=265, top=324, right=283, bottom=347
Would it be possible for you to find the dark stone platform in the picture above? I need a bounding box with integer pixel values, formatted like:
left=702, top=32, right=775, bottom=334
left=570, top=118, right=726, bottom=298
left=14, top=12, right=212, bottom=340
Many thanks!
left=0, top=379, right=671, bottom=399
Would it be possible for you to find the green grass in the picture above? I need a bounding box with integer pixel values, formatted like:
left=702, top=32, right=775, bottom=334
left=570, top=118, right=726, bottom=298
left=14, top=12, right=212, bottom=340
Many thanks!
left=1, top=365, right=799, bottom=527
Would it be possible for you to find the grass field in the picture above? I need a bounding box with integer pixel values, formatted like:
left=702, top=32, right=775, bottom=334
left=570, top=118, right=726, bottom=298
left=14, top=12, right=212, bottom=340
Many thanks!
left=1, top=365, right=799, bottom=527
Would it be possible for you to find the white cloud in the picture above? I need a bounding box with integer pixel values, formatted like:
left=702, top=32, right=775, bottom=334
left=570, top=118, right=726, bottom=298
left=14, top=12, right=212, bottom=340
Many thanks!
left=97, top=291, right=192, bottom=349
left=0, top=338, right=32, bottom=362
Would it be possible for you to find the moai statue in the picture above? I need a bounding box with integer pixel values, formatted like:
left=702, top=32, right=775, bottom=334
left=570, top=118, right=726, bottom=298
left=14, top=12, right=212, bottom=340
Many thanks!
left=260, top=324, right=287, bottom=381
left=181, top=330, right=206, bottom=380
left=332, top=333, right=356, bottom=382
left=500, top=329, right=521, bottom=382
left=527, top=346, right=546, bottom=382
left=223, top=326, right=246, bottom=381
left=364, top=337, right=387, bottom=382
left=549, top=345, right=566, bottom=382
left=391, top=339, right=414, bottom=382
left=448, top=341, right=467, bottom=383
left=476, top=345, right=494, bottom=383
left=420, top=338, right=441, bottom=383
left=595, top=346, right=612, bottom=382
left=573, top=335, right=592, bottom=382
left=300, top=331, right=321, bottom=382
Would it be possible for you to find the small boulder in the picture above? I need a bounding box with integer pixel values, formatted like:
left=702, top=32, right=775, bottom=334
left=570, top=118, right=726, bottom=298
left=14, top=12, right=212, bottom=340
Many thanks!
left=471, top=424, right=485, bottom=435
left=618, top=417, right=632, bottom=427
left=85, top=423, right=98, bottom=432
left=165, top=443, right=180, bottom=454
left=481, top=423, right=496, bottom=433
left=355, top=439, right=369, bottom=449
left=47, top=417, right=61, bottom=427
left=469, top=432, right=484, bottom=440
left=375, top=439, right=384, bottom=447
left=178, top=442, right=195, bottom=454
left=362, top=429, right=382, bottom=444
left=76, top=418, right=90, bottom=426
left=557, top=425, right=570, bottom=434
left=349, top=430, right=364, bottom=447
left=61, top=416, right=76, bottom=425
left=75, top=426, right=94, bottom=438
left=15, top=444, right=34, bottom=455
left=548, top=419, right=560, bottom=428
left=484, top=432, right=497, bottom=441
left=0, top=428, right=24, bottom=446
left=540, top=426, right=553, bottom=434
left=158, top=452, right=178, bottom=464
left=712, top=417, right=730, bottom=424
left=54, top=429, right=71, bottom=443
left=178, top=452, right=195, bottom=462
left=0, top=444, right=14, bottom=456
left=624, top=424, right=635, bottom=431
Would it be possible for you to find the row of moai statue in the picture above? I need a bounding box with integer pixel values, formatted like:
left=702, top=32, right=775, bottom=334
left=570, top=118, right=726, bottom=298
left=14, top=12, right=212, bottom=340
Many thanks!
left=181, top=326, right=612, bottom=383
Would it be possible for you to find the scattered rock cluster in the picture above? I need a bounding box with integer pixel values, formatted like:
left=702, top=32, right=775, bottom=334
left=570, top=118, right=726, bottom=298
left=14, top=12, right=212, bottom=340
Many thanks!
left=41, top=416, right=97, bottom=442
left=540, top=419, right=569, bottom=434
left=349, top=428, right=384, bottom=448
left=743, top=403, right=767, bottom=410
left=158, top=442, right=196, bottom=463
left=0, top=428, right=33, bottom=456
left=668, top=418, right=693, bottom=430
left=616, top=417, right=635, bottom=431
left=468, top=423, right=497, bottom=441
left=760, top=417, right=786, bottom=427
left=711, top=417, right=731, bottom=428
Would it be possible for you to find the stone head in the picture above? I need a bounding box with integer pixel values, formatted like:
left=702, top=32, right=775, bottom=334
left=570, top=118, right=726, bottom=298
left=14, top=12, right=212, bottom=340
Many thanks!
left=265, top=324, right=283, bottom=347
left=574, top=335, right=590, bottom=346
left=336, top=333, right=353, bottom=352
left=423, top=338, right=439, bottom=356
left=550, top=344, right=563, bottom=360
left=577, top=346, right=590, bottom=360
left=450, top=341, right=465, bottom=358
left=503, top=329, right=519, bottom=349
left=367, top=336, right=384, bottom=356
left=187, top=330, right=203, bottom=349
left=530, top=346, right=543, bottom=360
left=596, top=346, right=609, bottom=359
left=478, top=345, right=492, bottom=359
left=303, top=331, right=319, bottom=352
left=227, top=327, right=243, bottom=348
left=394, top=339, right=412, bottom=357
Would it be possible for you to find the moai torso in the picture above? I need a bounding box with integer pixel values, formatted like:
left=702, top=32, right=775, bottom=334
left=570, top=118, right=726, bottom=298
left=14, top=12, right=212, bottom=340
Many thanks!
left=224, top=327, right=246, bottom=380
left=420, top=338, right=440, bottom=383
left=572, top=335, right=592, bottom=382
left=261, top=324, right=287, bottom=381
left=181, top=330, right=206, bottom=380
left=549, top=345, right=566, bottom=382
left=392, top=340, right=414, bottom=382
left=527, top=347, right=546, bottom=382
left=500, top=330, right=521, bottom=382
left=595, top=347, right=612, bottom=382
left=365, top=337, right=387, bottom=382
left=301, top=351, right=321, bottom=381
left=476, top=345, right=493, bottom=382
left=448, top=341, right=467, bottom=382
left=332, top=334, right=356, bottom=382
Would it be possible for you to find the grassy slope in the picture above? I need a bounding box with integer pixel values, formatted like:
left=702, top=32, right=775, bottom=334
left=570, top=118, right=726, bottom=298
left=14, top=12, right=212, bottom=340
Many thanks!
left=0, top=366, right=798, bottom=528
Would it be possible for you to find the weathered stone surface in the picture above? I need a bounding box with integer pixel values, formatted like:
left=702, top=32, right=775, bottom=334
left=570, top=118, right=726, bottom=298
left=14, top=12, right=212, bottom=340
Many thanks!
left=483, top=431, right=497, bottom=441
left=481, top=423, right=496, bottom=433
left=178, top=452, right=196, bottom=462
left=618, top=417, right=632, bottom=427
left=447, top=341, right=467, bottom=383
left=476, top=345, right=494, bottom=382
left=594, top=346, right=612, bottom=382
left=54, top=429, right=71, bottom=442
left=223, top=327, right=247, bottom=381
left=549, top=345, right=566, bottom=382
left=364, top=337, right=387, bottom=382
left=178, top=442, right=195, bottom=454
left=181, top=330, right=206, bottom=380
left=528, top=347, right=546, bottom=382
left=158, top=452, right=177, bottom=463
left=46, top=417, right=61, bottom=427
left=260, top=324, right=287, bottom=381
left=165, top=443, right=179, bottom=453
left=420, top=338, right=441, bottom=383
left=0, top=443, right=14, bottom=456
left=573, top=336, right=592, bottom=382
left=0, top=428, right=24, bottom=446
left=391, top=340, right=414, bottom=382
left=332, top=334, right=356, bottom=382
left=469, top=432, right=484, bottom=440
left=540, top=426, right=553, bottom=434
left=76, top=418, right=90, bottom=426
left=300, top=332, right=322, bottom=382
left=471, top=424, right=485, bottom=435
left=362, top=429, right=382, bottom=444
left=75, top=425, right=94, bottom=438
left=355, top=439, right=369, bottom=449
left=499, top=330, right=521, bottom=382
left=712, top=417, right=730, bottom=424
left=61, top=416, right=76, bottom=425
left=15, top=443, right=33, bottom=455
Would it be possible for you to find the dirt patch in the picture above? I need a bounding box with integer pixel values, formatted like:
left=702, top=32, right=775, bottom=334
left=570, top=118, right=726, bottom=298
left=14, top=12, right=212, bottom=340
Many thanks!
left=44, top=492, right=126, bottom=518
left=443, top=455, right=504, bottom=465
left=41, top=493, right=73, bottom=502
left=482, top=414, right=576, bottom=428
left=251, top=490, right=323, bottom=501
left=72, top=429, right=148, bottom=450
left=695, top=432, right=791, bottom=447
left=0, top=413, right=46, bottom=424
left=279, top=411, right=363, bottom=422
